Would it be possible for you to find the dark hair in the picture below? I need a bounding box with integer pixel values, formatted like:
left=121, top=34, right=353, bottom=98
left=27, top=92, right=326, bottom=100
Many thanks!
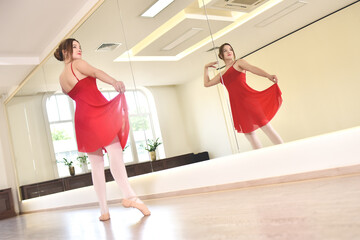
left=218, top=43, right=236, bottom=61
left=54, top=38, right=79, bottom=61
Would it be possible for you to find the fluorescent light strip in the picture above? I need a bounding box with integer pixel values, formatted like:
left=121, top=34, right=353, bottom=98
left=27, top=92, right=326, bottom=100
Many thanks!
left=162, top=28, right=203, bottom=51
left=255, top=0, right=307, bottom=27
left=141, top=0, right=174, bottom=18
left=115, top=52, right=179, bottom=61
left=185, top=13, right=237, bottom=21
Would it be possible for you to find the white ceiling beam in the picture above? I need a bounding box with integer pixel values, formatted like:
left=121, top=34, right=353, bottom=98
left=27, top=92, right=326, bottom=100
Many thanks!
left=0, top=57, right=40, bottom=66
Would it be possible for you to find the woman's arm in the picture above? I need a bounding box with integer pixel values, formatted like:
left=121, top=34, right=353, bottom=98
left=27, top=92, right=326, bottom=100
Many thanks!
left=236, top=59, right=278, bottom=83
left=204, top=61, right=221, bottom=87
left=73, top=59, right=125, bottom=93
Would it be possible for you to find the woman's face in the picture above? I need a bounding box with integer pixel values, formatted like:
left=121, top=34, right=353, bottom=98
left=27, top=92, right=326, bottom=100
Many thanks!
left=71, top=41, right=82, bottom=60
left=222, top=45, right=234, bottom=61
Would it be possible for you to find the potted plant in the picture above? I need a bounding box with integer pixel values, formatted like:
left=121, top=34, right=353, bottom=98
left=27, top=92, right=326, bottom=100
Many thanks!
left=77, top=155, right=89, bottom=167
left=77, top=155, right=89, bottom=172
left=144, top=138, right=162, bottom=161
left=57, top=158, right=75, bottom=176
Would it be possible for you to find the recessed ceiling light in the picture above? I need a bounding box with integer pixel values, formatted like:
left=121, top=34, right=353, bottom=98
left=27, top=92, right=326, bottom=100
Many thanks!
left=141, top=0, right=174, bottom=18
left=255, top=0, right=307, bottom=27
left=162, top=28, right=203, bottom=51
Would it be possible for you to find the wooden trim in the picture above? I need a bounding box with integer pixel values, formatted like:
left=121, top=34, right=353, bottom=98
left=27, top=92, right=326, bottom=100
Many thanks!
left=0, top=188, right=17, bottom=219
left=19, top=152, right=209, bottom=200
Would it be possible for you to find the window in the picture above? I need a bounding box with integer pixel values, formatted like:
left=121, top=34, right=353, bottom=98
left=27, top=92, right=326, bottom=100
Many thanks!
left=46, top=89, right=162, bottom=177
left=102, top=89, right=163, bottom=163
left=46, top=94, right=79, bottom=178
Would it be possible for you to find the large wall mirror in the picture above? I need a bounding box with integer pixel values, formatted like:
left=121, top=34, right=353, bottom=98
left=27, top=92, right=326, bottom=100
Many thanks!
left=5, top=0, right=228, bottom=188
left=5, top=0, right=360, bottom=192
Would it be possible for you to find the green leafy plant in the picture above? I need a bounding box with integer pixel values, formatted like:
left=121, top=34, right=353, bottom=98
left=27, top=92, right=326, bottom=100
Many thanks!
left=77, top=155, right=89, bottom=167
left=144, top=138, right=162, bottom=152
left=52, top=130, right=71, bottom=141
left=57, top=157, right=73, bottom=167
left=130, top=116, right=149, bottom=131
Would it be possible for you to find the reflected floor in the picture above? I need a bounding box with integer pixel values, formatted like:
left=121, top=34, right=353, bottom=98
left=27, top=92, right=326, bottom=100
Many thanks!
left=2, top=174, right=360, bottom=240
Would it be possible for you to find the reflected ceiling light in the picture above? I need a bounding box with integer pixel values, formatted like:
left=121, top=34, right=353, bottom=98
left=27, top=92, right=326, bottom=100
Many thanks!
left=255, top=0, right=307, bottom=27
left=198, top=0, right=212, bottom=8
left=186, top=13, right=237, bottom=21
left=115, top=51, right=179, bottom=61
left=141, top=0, right=175, bottom=18
left=115, top=0, right=283, bottom=62
left=162, top=28, right=203, bottom=51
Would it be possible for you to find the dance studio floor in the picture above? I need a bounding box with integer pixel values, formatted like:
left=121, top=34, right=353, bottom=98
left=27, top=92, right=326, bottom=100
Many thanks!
left=1, top=174, right=360, bottom=240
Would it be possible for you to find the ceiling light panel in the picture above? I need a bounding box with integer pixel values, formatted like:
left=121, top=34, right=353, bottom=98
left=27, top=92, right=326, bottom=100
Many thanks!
left=162, top=28, right=203, bottom=51
left=136, top=17, right=231, bottom=56
left=141, top=0, right=175, bottom=18
left=255, top=0, right=307, bottom=27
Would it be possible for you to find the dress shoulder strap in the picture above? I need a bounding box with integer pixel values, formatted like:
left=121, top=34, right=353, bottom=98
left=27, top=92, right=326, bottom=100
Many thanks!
left=70, top=63, right=80, bottom=81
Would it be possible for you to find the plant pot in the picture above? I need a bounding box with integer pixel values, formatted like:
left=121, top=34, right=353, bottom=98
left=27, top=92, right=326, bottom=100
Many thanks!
left=69, top=166, right=75, bottom=176
left=149, top=151, right=156, bottom=161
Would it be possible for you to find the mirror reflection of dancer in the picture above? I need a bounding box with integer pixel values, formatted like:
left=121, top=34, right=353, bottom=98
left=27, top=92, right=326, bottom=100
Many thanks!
left=204, top=43, right=283, bottom=149
left=54, top=38, right=150, bottom=221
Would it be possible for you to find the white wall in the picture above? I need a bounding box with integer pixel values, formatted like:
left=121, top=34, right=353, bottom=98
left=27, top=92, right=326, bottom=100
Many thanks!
left=147, top=85, right=192, bottom=157
left=176, top=76, right=232, bottom=159
left=0, top=98, right=20, bottom=213
left=6, top=94, right=55, bottom=186
left=148, top=78, right=233, bottom=159
left=239, top=2, right=360, bottom=146
left=0, top=101, right=10, bottom=188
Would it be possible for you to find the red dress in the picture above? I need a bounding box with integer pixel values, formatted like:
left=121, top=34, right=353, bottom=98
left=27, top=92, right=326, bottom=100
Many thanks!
left=67, top=64, right=129, bottom=152
left=221, top=66, right=282, bottom=133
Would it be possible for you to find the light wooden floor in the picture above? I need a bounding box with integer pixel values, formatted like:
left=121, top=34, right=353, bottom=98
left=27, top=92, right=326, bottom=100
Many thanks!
left=1, top=174, right=360, bottom=240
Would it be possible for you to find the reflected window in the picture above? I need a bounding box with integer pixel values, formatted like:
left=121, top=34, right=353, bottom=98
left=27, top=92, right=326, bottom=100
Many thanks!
left=46, top=89, right=163, bottom=177
left=46, top=94, right=79, bottom=177
left=102, top=90, right=163, bottom=163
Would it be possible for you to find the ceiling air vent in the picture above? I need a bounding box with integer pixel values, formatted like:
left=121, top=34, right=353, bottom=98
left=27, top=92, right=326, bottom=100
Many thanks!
left=204, top=0, right=268, bottom=12
left=96, top=43, right=121, bottom=52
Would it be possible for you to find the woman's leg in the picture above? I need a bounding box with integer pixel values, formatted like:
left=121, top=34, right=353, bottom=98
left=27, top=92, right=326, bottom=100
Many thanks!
left=260, top=123, right=284, bottom=145
left=104, top=137, right=136, bottom=200
left=88, top=148, right=109, bottom=219
left=244, top=131, right=263, bottom=149
left=104, top=136, right=151, bottom=216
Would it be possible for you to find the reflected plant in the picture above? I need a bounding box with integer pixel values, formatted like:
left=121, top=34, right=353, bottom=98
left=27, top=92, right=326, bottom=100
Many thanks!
left=144, top=138, right=162, bottom=152
left=76, top=155, right=89, bottom=167
left=52, top=129, right=71, bottom=141
left=57, top=157, right=73, bottom=167
left=130, top=116, right=149, bottom=131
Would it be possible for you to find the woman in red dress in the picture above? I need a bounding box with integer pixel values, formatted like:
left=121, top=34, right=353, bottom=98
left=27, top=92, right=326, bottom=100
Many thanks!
left=204, top=43, right=283, bottom=149
left=54, top=38, right=150, bottom=221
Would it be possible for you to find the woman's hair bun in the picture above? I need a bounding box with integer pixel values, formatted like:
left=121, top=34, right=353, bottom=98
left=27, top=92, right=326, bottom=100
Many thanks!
left=54, top=38, right=78, bottom=61
left=54, top=46, right=64, bottom=61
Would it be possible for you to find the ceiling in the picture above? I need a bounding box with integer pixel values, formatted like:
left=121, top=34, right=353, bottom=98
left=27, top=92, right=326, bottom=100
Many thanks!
left=0, top=0, right=100, bottom=96
left=1, top=0, right=358, bottom=99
